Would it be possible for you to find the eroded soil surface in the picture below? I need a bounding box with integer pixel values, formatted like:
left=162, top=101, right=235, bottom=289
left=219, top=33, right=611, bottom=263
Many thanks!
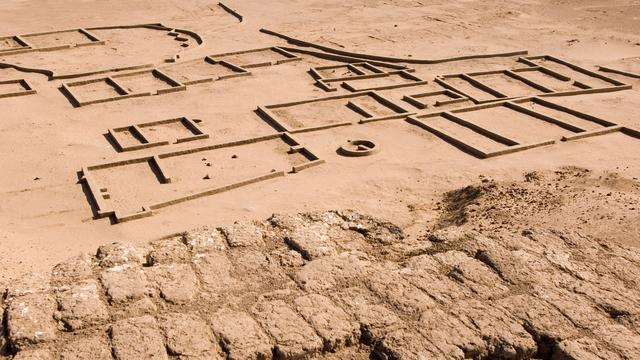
left=2, top=167, right=639, bottom=360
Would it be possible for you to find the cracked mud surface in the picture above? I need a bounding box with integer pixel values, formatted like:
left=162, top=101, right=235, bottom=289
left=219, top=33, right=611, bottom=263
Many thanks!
left=2, top=167, right=639, bottom=359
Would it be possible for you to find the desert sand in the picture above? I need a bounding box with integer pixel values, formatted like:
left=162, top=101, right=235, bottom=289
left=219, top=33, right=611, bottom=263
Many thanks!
left=0, top=0, right=639, bottom=359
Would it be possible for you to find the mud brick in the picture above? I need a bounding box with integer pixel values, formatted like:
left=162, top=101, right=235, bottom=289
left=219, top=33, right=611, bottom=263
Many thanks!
left=593, top=324, right=640, bottom=359
left=568, top=277, right=640, bottom=317
left=532, top=285, right=610, bottom=330
left=497, top=294, right=578, bottom=357
left=366, top=263, right=437, bottom=314
left=51, top=254, right=94, bottom=285
left=274, top=211, right=361, bottom=256
left=96, top=242, right=148, bottom=268
left=475, top=245, right=547, bottom=286
left=12, top=349, right=52, bottom=360
left=111, top=298, right=157, bottom=321
left=158, top=313, right=221, bottom=359
left=55, top=280, right=109, bottom=331
left=335, top=210, right=403, bottom=245
left=192, top=252, right=235, bottom=294
left=604, top=242, right=640, bottom=266
left=433, top=250, right=509, bottom=298
left=268, top=213, right=309, bottom=230
left=220, top=221, right=265, bottom=247
left=5, top=273, right=50, bottom=300
left=146, top=263, right=199, bottom=304
left=553, top=337, right=623, bottom=360
left=404, top=254, right=474, bottom=304
left=294, top=294, right=360, bottom=351
left=293, top=251, right=371, bottom=292
left=253, top=299, right=323, bottom=359
left=60, top=334, right=112, bottom=360
left=110, top=315, right=168, bottom=360
left=147, top=238, right=191, bottom=265
left=334, top=287, right=402, bottom=344
left=231, top=249, right=290, bottom=292
left=418, top=308, right=485, bottom=359
left=6, top=293, right=57, bottom=350
left=210, top=309, right=272, bottom=360
left=100, top=264, right=149, bottom=303
left=183, top=226, right=227, bottom=253
left=452, top=299, right=537, bottom=359
left=372, top=328, right=442, bottom=359
left=284, top=222, right=338, bottom=260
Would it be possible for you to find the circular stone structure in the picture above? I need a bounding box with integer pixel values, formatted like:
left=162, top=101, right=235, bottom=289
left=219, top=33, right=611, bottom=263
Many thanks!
left=338, top=139, right=378, bottom=157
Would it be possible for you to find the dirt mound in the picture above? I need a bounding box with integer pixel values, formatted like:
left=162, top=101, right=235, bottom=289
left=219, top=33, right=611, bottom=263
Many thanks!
left=436, top=167, right=640, bottom=247
left=2, top=171, right=640, bottom=359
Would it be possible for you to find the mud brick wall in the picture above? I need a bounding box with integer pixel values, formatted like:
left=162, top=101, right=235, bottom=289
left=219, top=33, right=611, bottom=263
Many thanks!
left=2, top=210, right=640, bottom=359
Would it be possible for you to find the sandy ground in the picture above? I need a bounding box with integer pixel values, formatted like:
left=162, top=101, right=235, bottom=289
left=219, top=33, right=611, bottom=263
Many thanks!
left=0, top=1, right=639, bottom=357
left=0, top=0, right=639, bottom=286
